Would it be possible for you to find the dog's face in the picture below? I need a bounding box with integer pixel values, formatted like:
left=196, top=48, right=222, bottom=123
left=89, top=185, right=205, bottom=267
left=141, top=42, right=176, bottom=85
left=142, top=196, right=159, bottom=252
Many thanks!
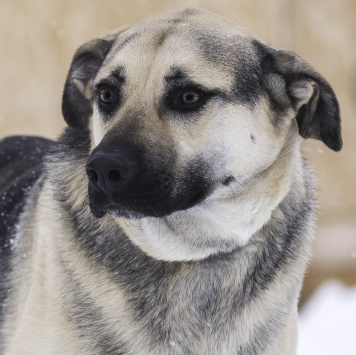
left=85, top=12, right=288, bottom=220
left=62, top=8, right=341, bottom=260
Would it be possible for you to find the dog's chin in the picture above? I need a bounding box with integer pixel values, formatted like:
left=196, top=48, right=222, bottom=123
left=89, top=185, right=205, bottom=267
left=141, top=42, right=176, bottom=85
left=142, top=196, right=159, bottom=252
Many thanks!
left=107, top=208, right=147, bottom=220
left=89, top=202, right=178, bottom=220
left=89, top=207, right=123, bottom=219
left=89, top=201, right=146, bottom=219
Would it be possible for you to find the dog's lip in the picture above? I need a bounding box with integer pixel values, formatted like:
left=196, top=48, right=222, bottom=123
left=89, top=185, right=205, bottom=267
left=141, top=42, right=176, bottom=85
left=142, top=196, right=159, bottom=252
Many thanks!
left=89, top=186, right=214, bottom=219
left=89, top=203, right=108, bottom=218
left=88, top=180, right=214, bottom=218
left=90, top=198, right=192, bottom=219
left=89, top=197, right=155, bottom=219
left=88, top=197, right=114, bottom=218
left=177, top=187, right=209, bottom=211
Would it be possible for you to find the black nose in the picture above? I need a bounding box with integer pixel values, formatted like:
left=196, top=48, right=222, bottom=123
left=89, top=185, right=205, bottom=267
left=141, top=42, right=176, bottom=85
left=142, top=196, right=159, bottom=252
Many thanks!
left=86, top=151, right=135, bottom=195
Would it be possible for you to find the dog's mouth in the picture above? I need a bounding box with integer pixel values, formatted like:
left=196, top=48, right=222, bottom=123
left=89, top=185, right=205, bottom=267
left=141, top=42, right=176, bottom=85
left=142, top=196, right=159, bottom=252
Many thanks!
left=87, top=179, right=211, bottom=219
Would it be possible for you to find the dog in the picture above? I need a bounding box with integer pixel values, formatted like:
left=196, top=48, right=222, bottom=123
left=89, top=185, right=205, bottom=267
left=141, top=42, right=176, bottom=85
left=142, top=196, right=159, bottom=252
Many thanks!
left=0, top=8, right=342, bottom=355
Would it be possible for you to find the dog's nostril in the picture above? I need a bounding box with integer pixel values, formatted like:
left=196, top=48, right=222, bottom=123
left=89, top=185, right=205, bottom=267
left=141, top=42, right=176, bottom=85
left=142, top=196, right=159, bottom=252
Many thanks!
left=87, top=168, right=99, bottom=183
left=108, top=170, right=121, bottom=182
left=86, top=151, right=135, bottom=194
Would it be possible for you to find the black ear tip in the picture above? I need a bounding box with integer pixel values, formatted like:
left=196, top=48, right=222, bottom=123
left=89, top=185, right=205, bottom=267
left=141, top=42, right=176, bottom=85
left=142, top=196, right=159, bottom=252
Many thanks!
left=328, top=137, right=343, bottom=152
left=323, top=127, right=343, bottom=152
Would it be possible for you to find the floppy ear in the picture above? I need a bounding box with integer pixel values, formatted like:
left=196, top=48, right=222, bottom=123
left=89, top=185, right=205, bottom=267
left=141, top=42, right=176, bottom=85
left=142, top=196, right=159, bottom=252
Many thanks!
left=256, top=41, right=342, bottom=151
left=61, top=34, right=116, bottom=128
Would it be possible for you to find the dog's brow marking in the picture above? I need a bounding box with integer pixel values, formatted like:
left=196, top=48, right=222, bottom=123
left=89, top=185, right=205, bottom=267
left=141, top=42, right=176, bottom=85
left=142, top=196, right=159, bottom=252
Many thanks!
left=110, top=68, right=126, bottom=83
left=165, top=68, right=189, bottom=82
left=96, top=67, right=125, bottom=86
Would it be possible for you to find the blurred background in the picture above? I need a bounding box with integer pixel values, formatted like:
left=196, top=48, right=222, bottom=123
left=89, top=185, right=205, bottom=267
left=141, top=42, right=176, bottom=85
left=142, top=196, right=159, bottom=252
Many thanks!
left=1, top=0, right=355, bottom=353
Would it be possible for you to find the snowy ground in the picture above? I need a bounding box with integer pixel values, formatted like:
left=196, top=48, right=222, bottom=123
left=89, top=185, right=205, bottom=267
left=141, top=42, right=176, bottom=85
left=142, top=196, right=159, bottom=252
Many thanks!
left=298, top=281, right=356, bottom=355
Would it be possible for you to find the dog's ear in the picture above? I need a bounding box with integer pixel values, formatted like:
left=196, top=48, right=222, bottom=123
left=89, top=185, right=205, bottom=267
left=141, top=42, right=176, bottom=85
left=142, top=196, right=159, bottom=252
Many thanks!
left=62, top=34, right=117, bottom=128
left=256, top=41, right=342, bottom=151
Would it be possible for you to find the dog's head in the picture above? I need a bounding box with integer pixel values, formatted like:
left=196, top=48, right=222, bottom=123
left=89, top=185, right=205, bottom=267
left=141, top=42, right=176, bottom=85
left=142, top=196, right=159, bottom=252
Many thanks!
left=62, top=8, right=341, bottom=260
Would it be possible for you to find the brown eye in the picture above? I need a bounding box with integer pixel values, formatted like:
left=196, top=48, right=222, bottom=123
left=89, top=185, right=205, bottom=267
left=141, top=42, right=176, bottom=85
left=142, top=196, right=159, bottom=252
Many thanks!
left=167, top=87, right=213, bottom=113
left=100, top=87, right=114, bottom=104
left=180, top=91, right=202, bottom=104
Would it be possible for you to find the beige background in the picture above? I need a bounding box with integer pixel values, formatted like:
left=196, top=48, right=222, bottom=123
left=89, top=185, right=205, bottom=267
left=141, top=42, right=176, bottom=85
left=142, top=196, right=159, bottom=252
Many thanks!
left=1, top=0, right=355, bottom=297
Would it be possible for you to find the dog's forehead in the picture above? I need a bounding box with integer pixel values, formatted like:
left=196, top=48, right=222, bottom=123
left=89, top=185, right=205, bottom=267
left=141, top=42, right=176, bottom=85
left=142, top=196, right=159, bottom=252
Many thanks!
left=96, top=8, right=257, bottom=87
left=116, top=8, right=254, bottom=50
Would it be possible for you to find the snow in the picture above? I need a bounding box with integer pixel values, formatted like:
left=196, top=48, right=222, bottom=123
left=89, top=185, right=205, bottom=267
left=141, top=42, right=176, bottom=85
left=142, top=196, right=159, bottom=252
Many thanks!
left=298, top=281, right=356, bottom=355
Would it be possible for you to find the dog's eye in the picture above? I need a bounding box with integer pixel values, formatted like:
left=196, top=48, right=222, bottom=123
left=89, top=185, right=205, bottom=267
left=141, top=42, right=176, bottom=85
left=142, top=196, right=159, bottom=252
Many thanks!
left=96, top=85, right=121, bottom=117
left=167, top=87, right=213, bottom=113
left=99, top=87, right=116, bottom=104
left=180, top=91, right=202, bottom=105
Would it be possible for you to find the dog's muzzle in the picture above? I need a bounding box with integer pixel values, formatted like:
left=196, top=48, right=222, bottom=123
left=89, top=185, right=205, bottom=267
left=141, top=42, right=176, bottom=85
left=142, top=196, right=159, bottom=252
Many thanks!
left=85, top=138, right=212, bottom=219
